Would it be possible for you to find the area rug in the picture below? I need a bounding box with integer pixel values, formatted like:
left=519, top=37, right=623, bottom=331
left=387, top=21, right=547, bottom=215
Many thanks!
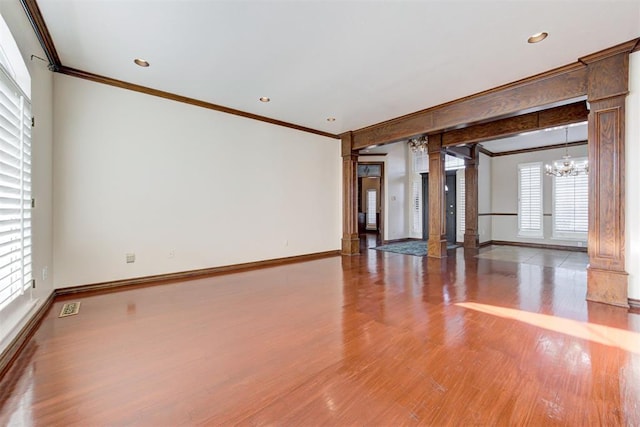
left=373, top=240, right=459, bottom=256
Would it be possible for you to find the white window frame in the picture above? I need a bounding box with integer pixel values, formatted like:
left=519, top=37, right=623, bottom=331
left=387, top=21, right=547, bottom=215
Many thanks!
left=552, top=158, right=588, bottom=240
left=517, top=162, right=543, bottom=238
left=0, top=24, right=32, bottom=315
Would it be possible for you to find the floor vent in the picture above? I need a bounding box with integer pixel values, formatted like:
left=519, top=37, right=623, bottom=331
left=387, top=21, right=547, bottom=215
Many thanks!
left=59, top=302, right=81, bottom=318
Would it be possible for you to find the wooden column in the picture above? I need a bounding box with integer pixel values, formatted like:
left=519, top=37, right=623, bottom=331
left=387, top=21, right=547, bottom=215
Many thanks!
left=581, top=42, right=635, bottom=308
left=428, top=134, right=447, bottom=258
left=464, top=145, right=479, bottom=249
left=341, top=132, right=359, bottom=255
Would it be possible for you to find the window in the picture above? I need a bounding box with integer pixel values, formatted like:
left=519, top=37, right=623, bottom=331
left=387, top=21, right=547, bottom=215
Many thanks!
left=457, top=169, right=465, bottom=242
left=411, top=179, right=422, bottom=235
left=414, top=151, right=428, bottom=173
left=445, top=155, right=464, bottom=171
left=552, top=159, right=588, bottom=240
left=518, top=162, right=542, bottom=238
left=366, top=189, right=377, bottom=230
left=0, top=17, right=32, bottom=314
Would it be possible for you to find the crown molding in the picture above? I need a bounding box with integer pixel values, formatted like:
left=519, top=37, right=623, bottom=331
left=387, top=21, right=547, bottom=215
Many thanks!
left=20, top=0, right=339, bottom=139
left=58, top=66, right=339, bottom=139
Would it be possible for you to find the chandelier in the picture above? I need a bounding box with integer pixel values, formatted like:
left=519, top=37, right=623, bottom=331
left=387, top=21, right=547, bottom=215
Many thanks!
left=408, top=135, right=428, bottom=153
left=544, top=127, right=588, bottom=177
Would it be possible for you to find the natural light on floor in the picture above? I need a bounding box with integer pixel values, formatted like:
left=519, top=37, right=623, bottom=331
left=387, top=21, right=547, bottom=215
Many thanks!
left=456, top=302, right=640, bottom=355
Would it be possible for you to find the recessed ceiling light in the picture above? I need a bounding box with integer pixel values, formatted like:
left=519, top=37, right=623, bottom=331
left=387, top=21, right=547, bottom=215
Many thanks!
left=528, top=32, right=548, bottom=44
left=259, top=97, right=270, bottom=102
left=134, top=58, right=150, bottom=67
left=326, top=117, right=336, bottom=122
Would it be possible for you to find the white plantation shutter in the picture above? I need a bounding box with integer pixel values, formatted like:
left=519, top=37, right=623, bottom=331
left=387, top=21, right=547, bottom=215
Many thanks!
left=366, top=189, right=377, bottom=230
left=457, top=170, right=465, bottom=242
left=0, top=67, right=31, bottom=312
left=445, top=155, right=464, bottom=171
left=553, top=159, right=588, bottom=239
left=414, top=151, right=428, bottom=173
left=412, top=179, right=422, bottom=235
left=518, top=162, right=543, bottom=237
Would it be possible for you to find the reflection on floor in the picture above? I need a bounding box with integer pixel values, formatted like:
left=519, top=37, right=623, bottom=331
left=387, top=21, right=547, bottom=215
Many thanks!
left=0, top=243, right=636, bottom=426
left=476, top=245, right=588, bottom=270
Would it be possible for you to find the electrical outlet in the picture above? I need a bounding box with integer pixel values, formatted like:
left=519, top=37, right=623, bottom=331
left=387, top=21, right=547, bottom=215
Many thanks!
left=284, top=240, right=289, bottom=247
left=126, top=253, right=136, bottom=263
left=169, top=249, right=175, bottom=258
left=42, top=266, right=48, bottom=281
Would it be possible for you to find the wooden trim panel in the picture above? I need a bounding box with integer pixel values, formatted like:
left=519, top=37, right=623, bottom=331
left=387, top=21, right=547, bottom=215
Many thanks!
left=56, top=250, right=341, bottom=297
left=58, top=67, right=339, bottom=139
left=0, top=291, right=55, bottom=378
left=629, top=298, right=640, bottom=311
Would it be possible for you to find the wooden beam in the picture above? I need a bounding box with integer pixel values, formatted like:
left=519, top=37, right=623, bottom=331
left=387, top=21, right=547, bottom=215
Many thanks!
left=442, top=102, right=588, bottom=147
left=445, top=145, right=472, bottom=159
left=491, top=140, right=587, bottom=157
left=352, top=62, right=589, bottom=149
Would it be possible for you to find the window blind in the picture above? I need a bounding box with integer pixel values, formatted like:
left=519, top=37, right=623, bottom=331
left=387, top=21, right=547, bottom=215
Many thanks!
left=412, top=179, right=422, bottom=235
left=553, top=160, right=588, bottom=239
left=414, top=151, right=428, bottom=173
left=0, top=67, right=32, bottom=312
left=457, top=171, right=465, bottom=241
left=445, top=155, right=464, bottom=171
left=366, top=189, right=377, bottom=230
left=518, top=163, right=542, bottom=237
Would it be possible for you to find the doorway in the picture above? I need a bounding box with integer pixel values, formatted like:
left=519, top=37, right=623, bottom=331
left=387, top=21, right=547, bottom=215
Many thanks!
left=421, top=171, right=457, bottom=243
left=357, top=162, right=384, bottom=245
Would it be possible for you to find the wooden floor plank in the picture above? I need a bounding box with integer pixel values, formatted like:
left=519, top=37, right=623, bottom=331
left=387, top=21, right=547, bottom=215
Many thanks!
left=0, top=245, right=638, bottom=425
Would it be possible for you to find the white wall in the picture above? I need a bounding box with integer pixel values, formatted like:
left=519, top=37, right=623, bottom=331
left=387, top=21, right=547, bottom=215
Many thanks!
left=0, top=0, right=54, bottom=350
left=478, top=152, right=492, bottom=243
left=626, top=51, right=639, bottom=300
left=490, top=145, right=588, bottom=247
left=53, top=75, right=341, bottom=287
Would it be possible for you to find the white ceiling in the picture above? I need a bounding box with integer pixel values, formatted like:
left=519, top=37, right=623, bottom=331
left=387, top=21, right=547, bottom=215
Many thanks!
left=37, top=1, right=639, bottom=135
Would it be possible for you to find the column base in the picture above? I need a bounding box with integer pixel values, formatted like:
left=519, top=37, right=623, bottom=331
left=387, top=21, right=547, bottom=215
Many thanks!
left=463, top=233, right=479, bottom=249
left=341, top=236, right=360, bottom=256
left=428, top=236, right=447, bottom=258
left=586, top=267, right=629, bottom=308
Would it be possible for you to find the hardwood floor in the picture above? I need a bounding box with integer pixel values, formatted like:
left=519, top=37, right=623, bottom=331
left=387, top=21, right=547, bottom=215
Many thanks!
left=0, top=246, right=638, bottom=425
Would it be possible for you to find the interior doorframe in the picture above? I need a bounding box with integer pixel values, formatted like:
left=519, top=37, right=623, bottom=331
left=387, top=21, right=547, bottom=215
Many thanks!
left=357, top=161, right=385, bottom=240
